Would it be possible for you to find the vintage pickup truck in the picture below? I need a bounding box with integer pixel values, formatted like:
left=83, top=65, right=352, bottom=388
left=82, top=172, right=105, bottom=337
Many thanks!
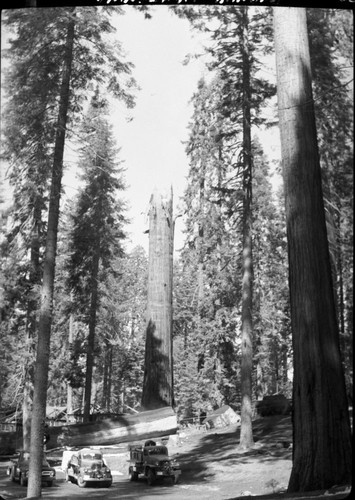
left=7, top=451, right=56, bottom=487
left=128, top=440, right=181, bottom=486
left=64, top=448, right=112, bottom=488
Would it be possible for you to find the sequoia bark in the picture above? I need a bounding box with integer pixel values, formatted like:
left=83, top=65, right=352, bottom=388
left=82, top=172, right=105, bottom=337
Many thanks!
left=141, top=188, right=174, bottom=410
left=273, top=7, right=352, bottom=492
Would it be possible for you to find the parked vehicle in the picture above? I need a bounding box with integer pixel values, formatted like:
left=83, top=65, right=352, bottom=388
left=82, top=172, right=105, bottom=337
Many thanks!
left=65, top=448, right=112, bottom=488
left=256, top=394, right=292, bottom=416
left=7, top=451, right=56, bottom=487
left=128, top=440, right=181, bottom=486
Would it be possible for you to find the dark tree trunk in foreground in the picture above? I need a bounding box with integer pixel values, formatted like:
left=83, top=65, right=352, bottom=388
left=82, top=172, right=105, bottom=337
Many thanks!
left=141, top=188, right=174, bottom=410
left=273, top=7, right=352, bottom=492
left=239, top=6, right=254, bottom=450
left=27, top=11, right=75, bottom=498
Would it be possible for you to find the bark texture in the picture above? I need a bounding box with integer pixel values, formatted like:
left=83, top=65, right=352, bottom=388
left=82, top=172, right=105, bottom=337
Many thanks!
left=239, top=5, right=254, bottom=450
left=273, top=7, right=352, bottom=492
left=141, top=188, right=174, bottom=410
left=83, top=245, right=100, bottom=422
left=27, top=11, right=75, bottom=498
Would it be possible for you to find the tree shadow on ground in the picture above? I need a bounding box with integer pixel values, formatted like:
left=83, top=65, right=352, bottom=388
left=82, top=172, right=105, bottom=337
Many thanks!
left=175, top=415, right=293, bottom=484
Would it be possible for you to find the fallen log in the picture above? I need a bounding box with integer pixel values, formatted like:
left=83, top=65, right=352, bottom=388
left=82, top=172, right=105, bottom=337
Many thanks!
left=58, top=406, right=177, bottom=447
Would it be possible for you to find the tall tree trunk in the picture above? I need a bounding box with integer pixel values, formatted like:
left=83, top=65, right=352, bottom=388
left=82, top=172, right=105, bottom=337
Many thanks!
left=239, top=5, right=254, bottom=450
left=107, top=345, right=113, bottom=412
left=141, top=188, right=174, bottom=410
left=336, top=210, right=345, bottom=338
left=273, top=7, right=352, bottom=492
left=66, top=309, right=74, bottom=423
left=197, top=165, right=205, bottom=370
left=23, top=197, right=42, bottom=451
left=102, top=342, right=113, bottom=412
left=83, top=247, right=100, bottom=422
left=27, top=10, right=75, bottom=498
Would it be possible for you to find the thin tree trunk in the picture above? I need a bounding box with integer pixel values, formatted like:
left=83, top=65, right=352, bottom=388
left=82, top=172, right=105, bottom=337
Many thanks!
left=67, top=309, right=74, bottom=423
left=102, top=343, right=109, bottom=411
left=27, top=10, right=75, bottom=498
left=107, top=345, right=113, bottom=412
left=336, top=210, right=345, bottom=338
left=83, top=248, right=100, bottom=422
left=239, top=5, right=254, bottom=450
left=273, top=7, right=352, bottom=492
left=141, top=188, right=174, bottom=410
left=22, top=197, right=42, bottom=451
left=197, top=167, right=205, bottom=368
left=102, top=342, right=113, bottom=412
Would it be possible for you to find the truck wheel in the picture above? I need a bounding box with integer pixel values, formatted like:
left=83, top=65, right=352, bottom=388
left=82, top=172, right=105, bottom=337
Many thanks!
left=19, top=473, right=27, bottom=487
left=77, top=475, right=87, bottom=488
left=146, top=468, right=155, bottom=486
left=129, top=468, right=138, bottom=481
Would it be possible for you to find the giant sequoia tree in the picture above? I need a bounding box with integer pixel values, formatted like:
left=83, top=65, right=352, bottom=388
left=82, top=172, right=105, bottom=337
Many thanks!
left=141, top=189, right=174, bottom=410
left=273, top=7, right=352, bottom=492
left=307, top=8, right=354, bottom=397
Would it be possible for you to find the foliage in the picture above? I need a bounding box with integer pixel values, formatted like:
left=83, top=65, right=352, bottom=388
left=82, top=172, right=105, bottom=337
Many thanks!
left=0, top=6, right=138, bottom=420
left=0, top=7, right=352, bottom=432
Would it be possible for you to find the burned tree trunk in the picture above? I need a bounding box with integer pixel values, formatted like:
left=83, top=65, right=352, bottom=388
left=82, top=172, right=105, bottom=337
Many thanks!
left=141, top=188, right=174, bottom=410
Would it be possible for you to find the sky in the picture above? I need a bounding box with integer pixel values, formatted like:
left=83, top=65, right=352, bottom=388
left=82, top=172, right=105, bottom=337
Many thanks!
left=63, top=5, right=212, bottom=253
left=113, top=6, right=211, bottom=252
left=2, top=5, right=281, bottom=255
left=103, top=6, right=281, bottom=254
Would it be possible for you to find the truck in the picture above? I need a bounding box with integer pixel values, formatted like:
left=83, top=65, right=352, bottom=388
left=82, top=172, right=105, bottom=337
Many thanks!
left=64, top=448, right=112, bottom=488
left=128, top=440, right=181, bottom=486
left=7, top=451, right=56, bottom=487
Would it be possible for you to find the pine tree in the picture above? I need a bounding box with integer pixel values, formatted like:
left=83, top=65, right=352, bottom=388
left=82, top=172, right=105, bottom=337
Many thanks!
left=66, top=90, right=127, bottom=422
left=93, top=246, right=148, bottom=413
left=178, top=5, right=276, bottom=448
left=28, top=10, right=76, bottom=495
left=2, top=8, right=62, bottom=451
left=2, top=7, right=137, bottom=495
left=252, top=139, right=291, bottom=400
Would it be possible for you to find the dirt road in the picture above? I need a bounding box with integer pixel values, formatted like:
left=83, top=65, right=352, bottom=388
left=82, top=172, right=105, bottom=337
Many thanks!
left=0, top=463, right=254, bottom=500
left=0, top=417, right=351, bottom=500
left=0, top=463, right=351, bottom=500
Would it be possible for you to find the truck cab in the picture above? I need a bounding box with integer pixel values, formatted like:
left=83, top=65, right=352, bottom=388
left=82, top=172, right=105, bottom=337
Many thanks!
left=128, top=440, right=181, bottom=486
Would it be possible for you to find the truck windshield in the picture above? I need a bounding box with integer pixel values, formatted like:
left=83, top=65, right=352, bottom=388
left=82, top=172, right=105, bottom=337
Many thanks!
left=82, top=453, right=102, bottom=460
left=146, top=447, right=167, bottom=455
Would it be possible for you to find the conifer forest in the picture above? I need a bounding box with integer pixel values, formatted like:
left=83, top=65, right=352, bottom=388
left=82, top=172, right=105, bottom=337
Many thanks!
left=0, top=4, right=353, bottom=496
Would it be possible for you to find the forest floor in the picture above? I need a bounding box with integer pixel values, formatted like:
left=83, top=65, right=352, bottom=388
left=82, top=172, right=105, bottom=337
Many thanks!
left=0, top=415, right=351, bottom=499
left=161, top=415, right=351, bottom=499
